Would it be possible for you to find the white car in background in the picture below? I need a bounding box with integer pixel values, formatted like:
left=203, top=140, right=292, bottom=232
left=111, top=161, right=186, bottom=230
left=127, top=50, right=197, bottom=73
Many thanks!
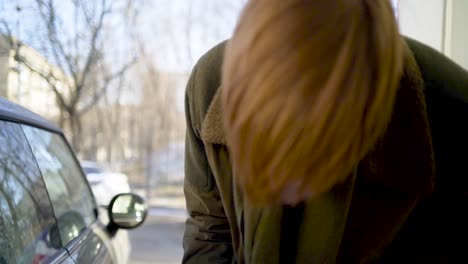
left=81, top=160, right=132, bottom=206
left=80, top=160, right=133, bottom=264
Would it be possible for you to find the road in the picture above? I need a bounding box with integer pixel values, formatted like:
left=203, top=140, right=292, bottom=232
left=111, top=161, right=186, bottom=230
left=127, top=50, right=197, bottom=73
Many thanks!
left=129, top=213, right=185, bottom=264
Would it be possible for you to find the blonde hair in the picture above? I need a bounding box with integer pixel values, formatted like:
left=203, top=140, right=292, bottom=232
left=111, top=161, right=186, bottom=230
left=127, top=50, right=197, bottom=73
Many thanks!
left=222, top=0, right=404, bottom=207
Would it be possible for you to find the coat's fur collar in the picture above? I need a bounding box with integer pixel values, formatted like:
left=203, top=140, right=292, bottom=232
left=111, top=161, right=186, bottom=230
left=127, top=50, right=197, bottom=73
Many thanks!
left=202, top=87, right=226, bottom=145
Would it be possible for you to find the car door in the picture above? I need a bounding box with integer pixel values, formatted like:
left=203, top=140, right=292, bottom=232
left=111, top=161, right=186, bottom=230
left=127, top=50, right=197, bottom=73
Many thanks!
left=0, top=120, right=75, bottom=264
left=22, top=125, right=119, bottom=264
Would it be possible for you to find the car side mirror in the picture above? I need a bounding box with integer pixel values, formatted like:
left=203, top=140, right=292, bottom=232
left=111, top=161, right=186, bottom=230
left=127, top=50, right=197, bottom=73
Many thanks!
left=106, top=193, right=148, bottom=236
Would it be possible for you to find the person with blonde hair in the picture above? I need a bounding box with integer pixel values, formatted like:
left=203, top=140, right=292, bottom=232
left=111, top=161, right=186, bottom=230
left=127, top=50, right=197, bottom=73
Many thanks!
left=183, top=0, right=468, bottom=263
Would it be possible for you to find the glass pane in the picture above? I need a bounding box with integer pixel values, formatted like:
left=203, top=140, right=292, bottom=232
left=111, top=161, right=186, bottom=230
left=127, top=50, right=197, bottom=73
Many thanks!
left=22, top=126, right=96, bottom=246
left=0, top=121, right=59, bottom=264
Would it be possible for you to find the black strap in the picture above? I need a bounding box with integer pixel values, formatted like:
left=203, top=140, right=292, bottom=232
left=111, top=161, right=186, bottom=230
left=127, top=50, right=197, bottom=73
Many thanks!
left=279, top=202, right=305, bottom=264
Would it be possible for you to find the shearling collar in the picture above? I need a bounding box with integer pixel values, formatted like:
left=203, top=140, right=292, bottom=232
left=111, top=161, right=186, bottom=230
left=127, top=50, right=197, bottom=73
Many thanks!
left=201, top=88, right=226, bottom=145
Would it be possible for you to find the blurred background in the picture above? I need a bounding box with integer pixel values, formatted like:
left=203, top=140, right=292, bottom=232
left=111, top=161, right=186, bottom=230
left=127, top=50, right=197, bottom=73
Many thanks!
left=0, top=0, right=467, bottom=263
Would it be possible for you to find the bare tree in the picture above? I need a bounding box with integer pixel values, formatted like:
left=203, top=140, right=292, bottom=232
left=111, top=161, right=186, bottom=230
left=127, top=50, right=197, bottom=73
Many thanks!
left=138, top=46, right=165, bottom=195
left=94, top=74, right=126, bottom=163
left=0, top=0, right=138, bottom=152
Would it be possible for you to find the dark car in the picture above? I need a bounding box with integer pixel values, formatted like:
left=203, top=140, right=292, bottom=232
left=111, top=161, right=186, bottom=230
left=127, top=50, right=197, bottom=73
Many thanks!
left=0, top=98, right=147, bottom=264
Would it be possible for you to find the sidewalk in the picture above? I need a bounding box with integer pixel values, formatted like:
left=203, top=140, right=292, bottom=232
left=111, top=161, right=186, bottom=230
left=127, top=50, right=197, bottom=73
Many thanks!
left=132, top=185, right=187, bottom=217
left=129, top=185, right=186, bottom=264
left=129, top=215, right=185, bottom=264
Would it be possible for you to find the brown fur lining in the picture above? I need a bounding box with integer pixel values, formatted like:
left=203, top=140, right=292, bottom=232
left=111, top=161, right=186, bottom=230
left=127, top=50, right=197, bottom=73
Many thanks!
left=202, top=88, right=226, bottom=145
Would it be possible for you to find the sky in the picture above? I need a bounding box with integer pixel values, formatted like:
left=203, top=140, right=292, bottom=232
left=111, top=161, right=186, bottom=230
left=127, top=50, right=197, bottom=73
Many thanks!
left=1, top=0, right=399, bottom=110
left=1, top=0, right=401, bottom=72
left=0, top=0, right=245, bottom=110
left=0, top=0, right=245, bottom=72
left=136, top=0, right=246, bottom=71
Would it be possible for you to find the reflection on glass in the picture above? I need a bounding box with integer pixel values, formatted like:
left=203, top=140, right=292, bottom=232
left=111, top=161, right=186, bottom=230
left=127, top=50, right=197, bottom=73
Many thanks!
left=22, top=126, right=96, bottom=246
left=110, top=194, right=147, bottom=229
left=0, top=121, right=59, bottom=263
left=55, top=211, right=86, bottom=246
left=112, top=195, right=133, bottom=214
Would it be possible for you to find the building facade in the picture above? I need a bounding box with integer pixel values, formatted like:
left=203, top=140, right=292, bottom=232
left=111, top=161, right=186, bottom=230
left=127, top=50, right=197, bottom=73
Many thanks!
left=0, top=35, right=68, bottom=121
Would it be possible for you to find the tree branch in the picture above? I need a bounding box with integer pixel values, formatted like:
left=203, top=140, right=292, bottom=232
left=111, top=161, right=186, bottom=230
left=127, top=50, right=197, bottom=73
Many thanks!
left=77, top=0, right=113, bottom=93
left=15, top=54, right=70, bottom=113
left=78, top=56, right=137, bottom=115
left=34, top=0, right=78, bottom=90
left=0, top=20, right=15, bottom=48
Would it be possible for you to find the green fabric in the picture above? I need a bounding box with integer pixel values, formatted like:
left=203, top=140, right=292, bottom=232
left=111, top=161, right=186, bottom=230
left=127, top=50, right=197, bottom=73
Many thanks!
left=406, top=37, right=468, bottom=103
left=182, top=37, right=468, bottom=263
left=182, top=42, right=233, bottom=264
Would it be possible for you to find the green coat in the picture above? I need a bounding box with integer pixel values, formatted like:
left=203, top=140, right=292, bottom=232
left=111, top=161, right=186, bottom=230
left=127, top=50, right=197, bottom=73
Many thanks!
left=182, top=37, right=468, bottom=263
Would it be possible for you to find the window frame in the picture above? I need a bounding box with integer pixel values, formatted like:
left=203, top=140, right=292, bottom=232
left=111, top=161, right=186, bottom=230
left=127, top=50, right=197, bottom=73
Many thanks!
left=0, top=119, right=63, bottom=262
left=21, top=126, right=117, bottom=263
left=20, top=122, right=99, bottom=220
left=20, top=124, right=100, bottom=247
left=0, top=117, right=99, bottom=249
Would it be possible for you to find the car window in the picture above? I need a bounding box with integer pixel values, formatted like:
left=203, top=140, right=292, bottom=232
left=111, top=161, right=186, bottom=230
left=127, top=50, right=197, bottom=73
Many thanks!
left=0, top=121, right=60, bottom=264
left=22, top=126, right=96, bottom=246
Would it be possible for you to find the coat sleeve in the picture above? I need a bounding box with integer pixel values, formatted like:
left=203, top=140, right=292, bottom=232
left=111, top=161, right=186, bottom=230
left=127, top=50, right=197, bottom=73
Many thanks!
left=182, top=45, right=234, bottom=263
left=408, top=36, right=468, bottom=261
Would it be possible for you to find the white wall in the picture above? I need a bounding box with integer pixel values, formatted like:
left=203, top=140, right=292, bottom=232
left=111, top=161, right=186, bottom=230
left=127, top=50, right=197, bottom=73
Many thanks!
left=398, top=0, right=446, bottom=52
left=398, top=0, right=468, bottom=69
left=445, top=0, right=468, bottom=69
